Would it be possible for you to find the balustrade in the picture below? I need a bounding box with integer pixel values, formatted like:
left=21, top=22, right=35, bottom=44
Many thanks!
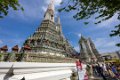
left=0, top=52, right=77, bottom=63
left=0, top=62, right=81, bottom=80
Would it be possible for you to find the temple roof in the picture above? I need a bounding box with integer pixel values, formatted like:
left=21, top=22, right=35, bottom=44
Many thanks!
left=0, top=45, right=8, bottom=51
left=12, top=45, right=19, bottom=51
left=23, top=45, right=31, bottom=50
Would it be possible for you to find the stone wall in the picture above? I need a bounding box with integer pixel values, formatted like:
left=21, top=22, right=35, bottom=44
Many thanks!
left=0, top=62, right=77, bottom=80
left=0, top=53, right=77, bottom=63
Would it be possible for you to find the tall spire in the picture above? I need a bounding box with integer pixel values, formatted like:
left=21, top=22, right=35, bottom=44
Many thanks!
left=56, top=16, right=61, bottom=24
left=81, top=35, right=86, bottom=40
left=44, top=0, right=55, bottom=22
left=48, top=0, right=54, bottom=11
left=56, top=16, right=62, bottom=35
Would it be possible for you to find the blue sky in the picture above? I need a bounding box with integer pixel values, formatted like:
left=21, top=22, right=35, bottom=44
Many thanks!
left=0, top=0, right=119, bottom=53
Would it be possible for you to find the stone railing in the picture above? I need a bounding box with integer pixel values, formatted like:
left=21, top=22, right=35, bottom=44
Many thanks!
left=0, top=62, right=78, bottom=80
left=0, top=53, right=78, bottom=63
left=0, top=62, right=87, bottom=80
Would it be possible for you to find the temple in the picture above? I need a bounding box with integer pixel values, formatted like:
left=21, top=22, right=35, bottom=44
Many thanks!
left=22, top=0, right=77, bottom=57
left=12, top=45, right=19, bottom=53
left=0, top=45, right=8, bottom=53
left=79, top=36, right=100, bottom=63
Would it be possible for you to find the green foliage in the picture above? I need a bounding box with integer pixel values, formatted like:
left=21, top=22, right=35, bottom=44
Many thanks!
left=0, top=54, right=1, bottom=56
left=84, top=22, right=89, bottom=25
left=59, top=0, right=120, bottom=46
left=110, top=24, right=120, bottom=46
left=0, top=0, right=23, bottom=18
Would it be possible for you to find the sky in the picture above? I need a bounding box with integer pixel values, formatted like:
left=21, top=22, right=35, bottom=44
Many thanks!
left=0, top=0, right=119, bottom=53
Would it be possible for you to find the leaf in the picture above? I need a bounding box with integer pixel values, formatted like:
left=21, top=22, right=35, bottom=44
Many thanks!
left=21, top=7, right=24, bottom=11
left=116, top=43, right=120, bottom=47
left=84, top=22, right=89, bottom=25
left=0, top=0, right=23, bottom=18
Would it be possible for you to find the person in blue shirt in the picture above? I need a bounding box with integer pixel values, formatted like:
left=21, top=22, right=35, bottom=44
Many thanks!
left=111, top=64, right=119, bottom=78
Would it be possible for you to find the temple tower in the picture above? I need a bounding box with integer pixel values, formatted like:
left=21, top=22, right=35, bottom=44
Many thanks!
left=88, top=38, right=101, bottom=59
left=44, top=0, right=55, bottom=22
left=79, top=36, right=100, bottom=63
left=23, top=0, right=77, bottom=57
left=79, top=36, right=91, bottom=62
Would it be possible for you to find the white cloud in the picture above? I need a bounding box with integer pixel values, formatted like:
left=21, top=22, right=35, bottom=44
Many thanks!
left=85, top=13, right=119, bottom=29
left=45, top=0, right=62, bottom=6
left=0, top=40, right=3, bottom=44
left=8, top=0, right=46, bottom=21
left=78, top=33, right=82, bottom=38
left=42, top=0, right=62, bottom=16
left=96, top=14, right=119, bottom=28
left=66, top=32, right=82, bottom=38
left=94, top=38, right=115, bottom=48
left=94, top=38, right=119, bottom=53
left=8, top=39, right=24, bottom=45
left=8, top=0, right=63, bottom=21
left=55, top=0, right=62, bottom=6
left=42, top=6, right=47, bottom=12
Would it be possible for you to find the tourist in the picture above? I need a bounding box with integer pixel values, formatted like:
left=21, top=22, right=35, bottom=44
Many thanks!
left=96, top=64, right=101, bottom=76
left=106, top=63, right=111, bottom=76
left=92, top=64, right=98, bottom=76
left=102, top=64, right=108, bottom=76
left=111, top=63, right=119, bottom=79
left=96, top=64, right=107, bottom=80
left=107, top=64, right=115, bottom=78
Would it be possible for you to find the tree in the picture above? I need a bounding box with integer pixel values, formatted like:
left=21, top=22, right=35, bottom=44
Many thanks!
left=0, top=0, right=23, bottom=18
left=59, top=0, right=120, bottom=46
